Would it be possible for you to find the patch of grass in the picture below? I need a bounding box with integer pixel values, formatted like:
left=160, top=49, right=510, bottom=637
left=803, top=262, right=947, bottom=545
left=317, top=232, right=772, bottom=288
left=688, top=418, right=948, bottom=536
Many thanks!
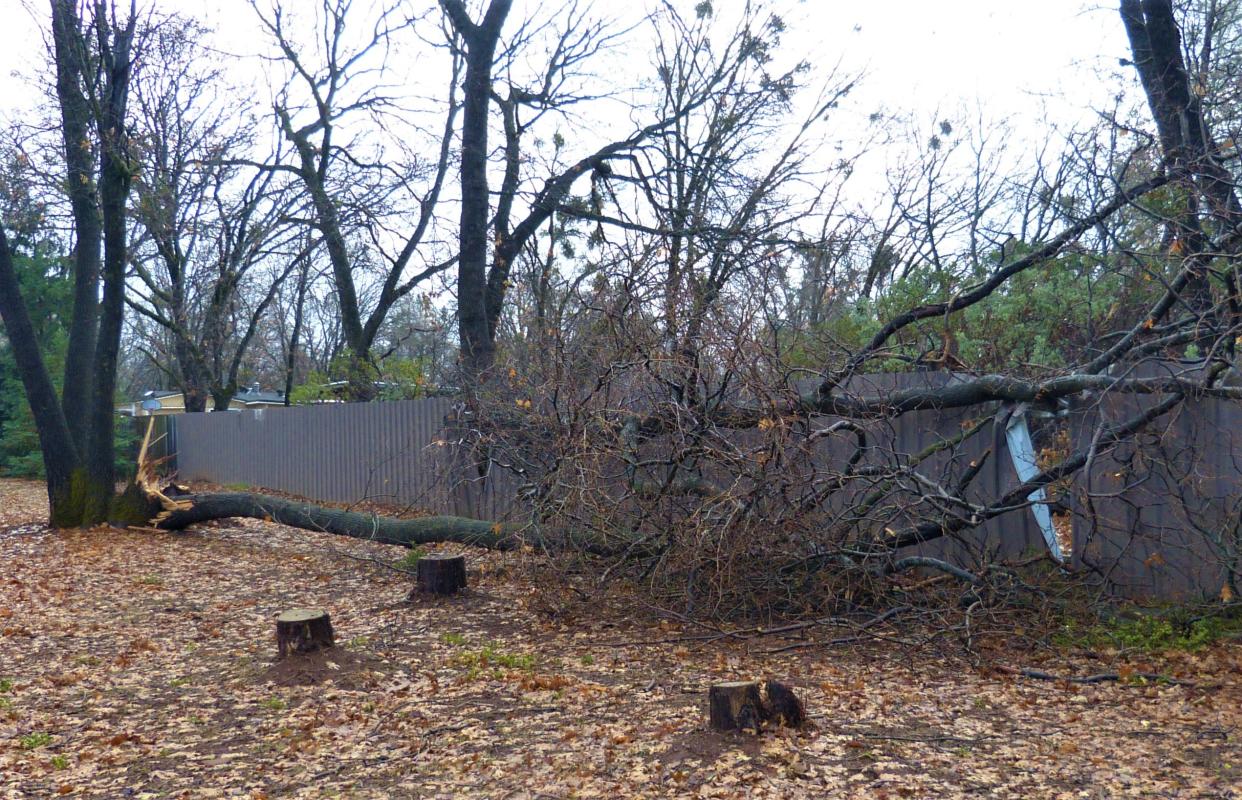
left=579, top=654, right=595, bottom=666
left=20, top=732, right=52, bottom=750
left=346, top=635, right=370, bottom=648
left=138, top=574, right=164, bottom=586
left=453, top=641, right=537, bottom=678
left=0, top=678, right=12, bottom=693
left=395, top=546, right=427, bottom=570
left=50, top=755, right=68, bottom=770
left=1055, top=610, right=1242, bottom=653
left=223, top=482, right=250, bottom=492
left=260, top=697, right=287, bottom=711
left=169, top=677, right=190, bottom=688
left=440, top=632, right=467, bottom=647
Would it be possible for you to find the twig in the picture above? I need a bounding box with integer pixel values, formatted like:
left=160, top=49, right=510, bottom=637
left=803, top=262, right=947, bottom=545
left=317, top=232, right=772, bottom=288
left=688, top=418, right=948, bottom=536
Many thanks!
left=765, top=606, right=909, bottom=654
left=862, top=733, right=990, bottom=745
left=995, top=665, right=1195, bottom=687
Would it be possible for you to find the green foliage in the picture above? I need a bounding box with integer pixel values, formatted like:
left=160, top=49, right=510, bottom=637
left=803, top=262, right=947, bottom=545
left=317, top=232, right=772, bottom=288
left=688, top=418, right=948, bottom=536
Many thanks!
left=50, top=755, right=68, bottom=770
left=287, top=367, right=335, bottom=405
left=0, top=678, right=12, bottom=693
left=289, top=354, right=434, bottom=404
left=19, top=732, right=52, bottom=750
left=0, top=242, right=138, bottom=479
left=0, top=245, right=68, bottom=477
left=448, top=640, right=537, bottom=680
left=1055, top=610, right=1242, bottom=653
left=260, top=697, right=287, bottom=711
left=395, top=546, right=427, bottom=570
left=376, top=357, right=432, bottom=401
left=794, top=241, right=1170, bottom=376
left=440, top=631, right=467, bottom=646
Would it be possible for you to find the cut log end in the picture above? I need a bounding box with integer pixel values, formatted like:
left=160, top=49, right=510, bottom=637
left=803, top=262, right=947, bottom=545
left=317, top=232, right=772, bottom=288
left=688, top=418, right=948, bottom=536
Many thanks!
left=275, top=608, right=335, bottom=658
left=709, top=679, right=805, bottom=733
left=416, top=553, right=467, bottom=595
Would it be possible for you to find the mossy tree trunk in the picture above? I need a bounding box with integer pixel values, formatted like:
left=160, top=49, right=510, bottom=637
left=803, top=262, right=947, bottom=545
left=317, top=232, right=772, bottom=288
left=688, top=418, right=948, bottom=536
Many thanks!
left=0, top=4, right=139, bottom=529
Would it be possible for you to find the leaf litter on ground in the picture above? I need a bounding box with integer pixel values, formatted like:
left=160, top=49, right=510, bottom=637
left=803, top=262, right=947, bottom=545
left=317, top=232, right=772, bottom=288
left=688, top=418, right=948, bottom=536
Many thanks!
left=0, top=478, right=1238, bottom=799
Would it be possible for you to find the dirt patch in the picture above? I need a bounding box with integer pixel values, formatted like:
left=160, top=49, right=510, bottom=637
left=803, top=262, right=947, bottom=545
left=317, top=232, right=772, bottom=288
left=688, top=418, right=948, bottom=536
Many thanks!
left=260, top=646, right=396, bottom=688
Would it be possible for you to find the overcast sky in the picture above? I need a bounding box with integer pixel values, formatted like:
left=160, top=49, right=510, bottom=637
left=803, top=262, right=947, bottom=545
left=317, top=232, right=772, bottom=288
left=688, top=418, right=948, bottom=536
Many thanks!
left=0, top=1, right=1130, bottom=119
left=0, top=0, right=1137, bottom=221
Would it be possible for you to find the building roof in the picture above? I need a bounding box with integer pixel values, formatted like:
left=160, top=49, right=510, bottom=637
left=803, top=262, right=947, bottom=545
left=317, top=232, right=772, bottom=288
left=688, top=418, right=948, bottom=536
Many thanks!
left=234, top=387, right=286, bottom=405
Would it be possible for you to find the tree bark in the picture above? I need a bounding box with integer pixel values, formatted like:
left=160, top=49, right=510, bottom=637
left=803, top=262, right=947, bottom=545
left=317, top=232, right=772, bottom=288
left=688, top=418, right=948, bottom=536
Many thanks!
left=50, top=0, right=101, bottom=458
left=275, top=608, right=335, bottom=657
left=442, top=0, right=513, bottom=380
left=0, top=227, right=82, bottom=526
left=416, top=554, right=467, bottom=595
left=83, top=9, right=138, bottom=522
left=154, top=491, right=520, bottom=549
left=708, top=680, right=805, bottom=733
left=1120, top=0, right=1240, bottom=326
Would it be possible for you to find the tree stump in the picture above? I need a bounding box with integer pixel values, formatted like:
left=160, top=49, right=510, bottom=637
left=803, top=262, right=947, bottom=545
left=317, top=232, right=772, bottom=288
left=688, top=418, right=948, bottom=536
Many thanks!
left=709, top=679, right=806, bottom=733
left=416, top=554, right=467, bottom=595
left=709, top=681, right=764, bottom=732
left=761, top=680, right=806, bottom=728
left=275, top=608, right=335, bottom=658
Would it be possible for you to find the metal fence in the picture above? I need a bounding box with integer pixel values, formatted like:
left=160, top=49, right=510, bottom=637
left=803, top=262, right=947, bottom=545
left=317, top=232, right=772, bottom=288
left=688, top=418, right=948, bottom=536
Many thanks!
left=170, top=375, right=1241, bottom=601
left=172, top=397, right=517, bottom=520
left=1066, top=362, right=1242, bottom=601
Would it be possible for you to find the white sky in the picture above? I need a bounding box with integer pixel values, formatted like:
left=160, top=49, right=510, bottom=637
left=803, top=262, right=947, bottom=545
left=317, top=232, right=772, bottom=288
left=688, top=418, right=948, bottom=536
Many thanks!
left=0, top=0, right=1130, bottom=128
left=0, top=0, right=1137, bottom=237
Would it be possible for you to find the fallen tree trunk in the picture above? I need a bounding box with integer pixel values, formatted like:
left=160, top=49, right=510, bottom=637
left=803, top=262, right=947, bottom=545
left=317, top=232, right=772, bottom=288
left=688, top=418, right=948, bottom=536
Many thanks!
left=154, top=491, right=521, bottom=550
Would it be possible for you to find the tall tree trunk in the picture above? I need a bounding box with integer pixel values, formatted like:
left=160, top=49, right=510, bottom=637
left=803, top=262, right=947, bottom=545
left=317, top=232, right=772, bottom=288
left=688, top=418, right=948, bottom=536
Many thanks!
left=284, top=260, right=309, bottom=406
left=211, top=385, right=237, bottom=412
left=443, top=0, right=512, bottom=382
left=174, top=336, right=211, bottom=413
left=0, top=228, right=83, bottom=526
left=1121, top=0, right=1240, bottom=326
left=50, top=0, right=101, bottom=457
left=81, top=12, right=137, bottom=522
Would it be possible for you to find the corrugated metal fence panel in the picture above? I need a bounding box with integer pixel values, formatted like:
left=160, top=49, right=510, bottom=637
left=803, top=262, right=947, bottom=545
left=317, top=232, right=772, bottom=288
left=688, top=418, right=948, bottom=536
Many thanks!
left=173, top=398, right=466, bottom=512
left=820, top=372, right=1045, bottom=566
left=1069, top=373, right=1242, bottom=601
left=172, top=383, right=1050, bottom=551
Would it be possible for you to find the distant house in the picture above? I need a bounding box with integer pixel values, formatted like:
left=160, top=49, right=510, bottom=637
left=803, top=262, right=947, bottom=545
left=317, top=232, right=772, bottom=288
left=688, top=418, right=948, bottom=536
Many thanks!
left=118, top=386, right=287, bottom=417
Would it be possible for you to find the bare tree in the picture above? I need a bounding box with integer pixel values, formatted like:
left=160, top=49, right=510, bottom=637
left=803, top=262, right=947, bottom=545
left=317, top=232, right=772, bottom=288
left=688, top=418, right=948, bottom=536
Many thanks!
left=253, top=0, right=461, bottom=398
left=126, top=17, right=303, bottom=412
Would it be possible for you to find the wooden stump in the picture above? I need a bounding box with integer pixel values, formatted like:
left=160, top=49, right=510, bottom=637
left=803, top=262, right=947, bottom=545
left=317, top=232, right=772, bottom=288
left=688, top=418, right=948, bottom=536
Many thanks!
left=761, top=680, right=806, bottom=728
left=709, top=681, right=764, bottom=732
left=275, top=608, right=335, bottom=658
left=416, top=554, right=467, bottom=595
left=709, top=679, right=806, bottom=733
